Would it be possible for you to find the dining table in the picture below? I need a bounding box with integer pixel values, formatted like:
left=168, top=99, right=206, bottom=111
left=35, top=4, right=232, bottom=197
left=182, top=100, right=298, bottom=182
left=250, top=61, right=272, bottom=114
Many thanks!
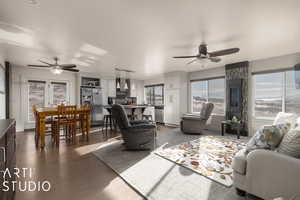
left=35, top=105, right=91, bottom=149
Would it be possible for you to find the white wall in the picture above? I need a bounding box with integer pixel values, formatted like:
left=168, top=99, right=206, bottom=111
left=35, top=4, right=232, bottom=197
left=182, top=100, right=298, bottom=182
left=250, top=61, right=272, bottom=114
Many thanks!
left=164, top=71, right=188, bottom=125
left=130, top=79, right=145, bottom=104
left=144, top=75, right=164, bottom=86
left=11, top=65, right=77, bottom=132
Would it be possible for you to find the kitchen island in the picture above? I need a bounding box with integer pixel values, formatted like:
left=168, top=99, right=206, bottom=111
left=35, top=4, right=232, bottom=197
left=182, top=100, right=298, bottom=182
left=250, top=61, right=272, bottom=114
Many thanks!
left=103, top=105, right=151, bottom=120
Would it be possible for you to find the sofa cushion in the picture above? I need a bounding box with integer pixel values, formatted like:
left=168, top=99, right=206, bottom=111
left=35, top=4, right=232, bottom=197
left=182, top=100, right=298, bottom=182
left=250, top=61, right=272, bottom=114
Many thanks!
left=232, top=149, right=247, bottom=174
left=277, top=128, right=300, bottom=158
left=273, top=112, right=298, bottom=129
left=296, top=117, right=300, bottom=128
left=246, top=123, right=289, bottom=153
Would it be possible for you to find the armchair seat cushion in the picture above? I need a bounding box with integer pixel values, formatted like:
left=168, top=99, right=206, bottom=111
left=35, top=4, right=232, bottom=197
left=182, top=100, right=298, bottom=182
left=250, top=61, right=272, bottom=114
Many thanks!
left=128, top=123, right=156, bottom=131
left=130, top=120, right=150, bottom=125
left=232, top=149, right=247, bottom=174
left=181, top=114, right=206, bottom=121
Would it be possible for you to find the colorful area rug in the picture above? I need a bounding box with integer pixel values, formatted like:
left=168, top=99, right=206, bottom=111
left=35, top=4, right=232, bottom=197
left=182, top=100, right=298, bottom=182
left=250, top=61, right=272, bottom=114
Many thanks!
left=155, top=136, right=246, bottom=187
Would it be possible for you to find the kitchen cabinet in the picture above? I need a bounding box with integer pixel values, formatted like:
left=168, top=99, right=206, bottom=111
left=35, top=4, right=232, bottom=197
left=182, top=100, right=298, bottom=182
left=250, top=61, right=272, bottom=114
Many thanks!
left=0, top=119, right=16, bottom=200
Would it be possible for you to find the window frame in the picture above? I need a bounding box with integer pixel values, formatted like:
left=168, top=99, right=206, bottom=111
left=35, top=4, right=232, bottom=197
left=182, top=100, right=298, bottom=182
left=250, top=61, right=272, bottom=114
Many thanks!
left=190, top=76, right=225, bottom=115
left=144, top=84, right=164, bottom=105
left=252, top=68, right=297, bottom=120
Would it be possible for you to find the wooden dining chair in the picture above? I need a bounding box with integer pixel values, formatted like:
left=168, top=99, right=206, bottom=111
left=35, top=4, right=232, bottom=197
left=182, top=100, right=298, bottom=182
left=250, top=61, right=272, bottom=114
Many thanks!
left=78, top=104, right=90, bottom=141
left=53, top=105, right=78, bottom=146
left=32, top=105, right=56, bottom=147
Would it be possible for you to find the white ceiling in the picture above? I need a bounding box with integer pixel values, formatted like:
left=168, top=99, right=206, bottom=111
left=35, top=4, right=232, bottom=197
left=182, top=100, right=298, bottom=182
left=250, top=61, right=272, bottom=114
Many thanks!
left=0, top=0, right=300, bottom=79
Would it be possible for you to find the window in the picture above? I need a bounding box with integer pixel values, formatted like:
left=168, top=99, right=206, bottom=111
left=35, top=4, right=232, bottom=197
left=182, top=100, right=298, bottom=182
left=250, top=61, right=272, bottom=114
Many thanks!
left=50, top=82, right=67, bottom=105
left=254, top=70, right=300, bottom=118
left=191, top=78, right=225, bottom=114
left=285, top=71, right=300, bottom=114
left=191, top=81, right=207, bottom=113
left=144, top=84, right=164, bottom=105
left=254, top=72, right=283, bottom=118
left=27, top=80, right=69, bottom=122
left=28, top=81, right=46, bottom=122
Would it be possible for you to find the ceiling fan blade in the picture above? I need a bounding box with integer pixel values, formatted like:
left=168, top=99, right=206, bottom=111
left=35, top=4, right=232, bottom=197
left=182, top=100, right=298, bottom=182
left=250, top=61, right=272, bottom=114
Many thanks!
left=60, top=64, right=77, bottom=68
left=28, top=65, right=51, bottom=68
left=187, top=59, right=198, bottom=65
left=63, top=68, right=79, bottom=72
left=208, top=48, right=239, bottom=57
left=173, top=55, right=198, bottom=59
left=209, top=57, right=221, bottom=63
left=38, top=60, right=53, bottom=66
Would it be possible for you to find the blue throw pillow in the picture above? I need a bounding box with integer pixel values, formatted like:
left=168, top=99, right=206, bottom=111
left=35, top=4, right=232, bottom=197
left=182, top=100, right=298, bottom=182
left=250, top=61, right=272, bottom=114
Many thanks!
left=246, top=123, right=290, bottom=154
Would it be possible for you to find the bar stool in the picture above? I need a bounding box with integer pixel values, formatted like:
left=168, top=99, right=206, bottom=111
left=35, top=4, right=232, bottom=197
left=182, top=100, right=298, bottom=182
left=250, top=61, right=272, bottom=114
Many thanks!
left=102, top=109, right=114, bottom=136
left=127, top=114, right=138, bottom=120
left=142, top=106, right=155, bottom=122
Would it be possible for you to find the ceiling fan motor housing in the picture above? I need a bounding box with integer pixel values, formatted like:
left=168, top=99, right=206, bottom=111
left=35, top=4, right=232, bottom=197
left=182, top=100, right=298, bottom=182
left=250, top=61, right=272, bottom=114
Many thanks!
left=199, top=44, right=207, bottom=56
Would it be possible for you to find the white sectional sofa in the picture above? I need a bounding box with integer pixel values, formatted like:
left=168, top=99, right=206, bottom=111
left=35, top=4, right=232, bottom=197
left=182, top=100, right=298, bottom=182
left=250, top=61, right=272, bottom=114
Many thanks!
left=233, top=112, right=300, bottom=199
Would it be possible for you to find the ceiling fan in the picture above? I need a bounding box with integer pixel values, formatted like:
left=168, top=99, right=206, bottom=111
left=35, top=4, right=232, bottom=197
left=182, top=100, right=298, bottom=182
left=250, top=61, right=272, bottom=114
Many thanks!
left=28, top=57, right=79, bottom=74
left=173, top=44, right=240, bottom=65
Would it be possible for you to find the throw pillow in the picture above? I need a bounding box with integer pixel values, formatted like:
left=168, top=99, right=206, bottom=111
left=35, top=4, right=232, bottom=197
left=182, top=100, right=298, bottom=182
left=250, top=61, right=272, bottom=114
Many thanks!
left=273, top=112, right=298, bottom=129
left=277, top=128, right=300, bottom=158
left=246, top=123, right=289, bottom=154
left=296, top=117, right=300, bottom=128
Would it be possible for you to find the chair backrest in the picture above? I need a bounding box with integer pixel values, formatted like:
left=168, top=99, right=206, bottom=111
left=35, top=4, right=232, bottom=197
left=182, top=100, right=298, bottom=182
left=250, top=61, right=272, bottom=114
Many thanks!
left=58, top=105, right=77, bottom=121
left=143, top=106, right=155, bottom=115
left=200, top=102, right=214, bottom=120
left=32, top=105, right=38, bottom=122
left=111, top=104, right=131, bottom=129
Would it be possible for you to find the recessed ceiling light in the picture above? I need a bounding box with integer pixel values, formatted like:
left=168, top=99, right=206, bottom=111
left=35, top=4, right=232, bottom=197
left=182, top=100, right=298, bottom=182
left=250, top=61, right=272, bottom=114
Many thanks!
left=28, top=0, right=38, bottom=5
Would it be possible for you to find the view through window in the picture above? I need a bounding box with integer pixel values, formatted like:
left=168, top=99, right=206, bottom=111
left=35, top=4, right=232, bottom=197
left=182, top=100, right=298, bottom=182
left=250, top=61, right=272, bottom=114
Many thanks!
left=144, top=84, right=164, bottom=105
left=191, top=78, right=225, bottom=114
left=28, top=80, right=69, bottom=122
left=254, top=70, right=300, bottom=118
left=28, top=80, right=46, bottom=122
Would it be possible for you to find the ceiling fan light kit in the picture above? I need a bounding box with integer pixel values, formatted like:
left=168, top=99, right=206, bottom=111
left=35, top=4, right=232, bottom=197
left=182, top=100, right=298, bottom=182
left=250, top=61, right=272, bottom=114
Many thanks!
left=50, top=66, right=63, bottom=74
left=28, top=57, right=80, bottom=74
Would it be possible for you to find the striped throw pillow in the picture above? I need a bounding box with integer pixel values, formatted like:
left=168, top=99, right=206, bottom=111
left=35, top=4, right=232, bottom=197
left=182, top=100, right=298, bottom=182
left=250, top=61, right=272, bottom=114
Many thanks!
left=277, top=128, right=300, bottom=158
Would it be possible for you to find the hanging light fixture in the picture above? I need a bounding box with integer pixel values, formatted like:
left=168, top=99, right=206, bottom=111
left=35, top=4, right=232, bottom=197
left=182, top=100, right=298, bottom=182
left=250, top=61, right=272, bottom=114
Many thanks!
left=124, top=71, right=129, bottom=90
left=51, top=65, right=63, bottom=75
left=115, top=68, right=121, bottom=89
left=116, top=79, right=121, bottom=89
left=115, top=68, right=135, bottom=90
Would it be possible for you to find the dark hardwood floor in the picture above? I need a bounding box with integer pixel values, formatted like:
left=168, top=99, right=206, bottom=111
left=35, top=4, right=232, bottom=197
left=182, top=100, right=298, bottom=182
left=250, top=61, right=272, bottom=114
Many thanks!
left=15, top=128, right=146, bottom=200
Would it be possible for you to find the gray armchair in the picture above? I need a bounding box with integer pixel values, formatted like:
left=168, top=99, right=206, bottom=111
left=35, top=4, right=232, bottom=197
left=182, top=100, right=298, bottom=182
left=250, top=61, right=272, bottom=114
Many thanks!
left=111, top=104, right=156, bottom=150
left=180, top=102, right=214, bottom=134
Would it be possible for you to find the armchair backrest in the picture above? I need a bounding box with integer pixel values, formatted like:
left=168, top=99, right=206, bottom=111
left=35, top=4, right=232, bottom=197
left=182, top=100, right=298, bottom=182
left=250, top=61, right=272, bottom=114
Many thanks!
left=200, top=102, right=214, bottom=120
left=111, top=104, right=131, bottom=129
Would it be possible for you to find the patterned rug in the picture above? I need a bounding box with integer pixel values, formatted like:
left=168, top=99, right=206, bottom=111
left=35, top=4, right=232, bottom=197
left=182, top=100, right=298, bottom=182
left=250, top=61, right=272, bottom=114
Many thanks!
left=155, top=136, right=246, bottom=187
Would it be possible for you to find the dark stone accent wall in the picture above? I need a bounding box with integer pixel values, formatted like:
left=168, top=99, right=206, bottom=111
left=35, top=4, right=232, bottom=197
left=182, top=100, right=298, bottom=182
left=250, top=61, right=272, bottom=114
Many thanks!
left=225, top=61, right=249, bottom=134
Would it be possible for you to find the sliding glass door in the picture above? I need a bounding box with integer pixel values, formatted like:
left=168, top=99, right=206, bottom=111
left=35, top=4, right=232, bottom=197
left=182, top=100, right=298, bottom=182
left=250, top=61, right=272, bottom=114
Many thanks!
left=50, top=81, right=68, bottom=105
left=144, top=84, right=164, bottom=105
left=28, top=80, right=46, bottom=122
left=27, top=79, right=69, bottom=124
